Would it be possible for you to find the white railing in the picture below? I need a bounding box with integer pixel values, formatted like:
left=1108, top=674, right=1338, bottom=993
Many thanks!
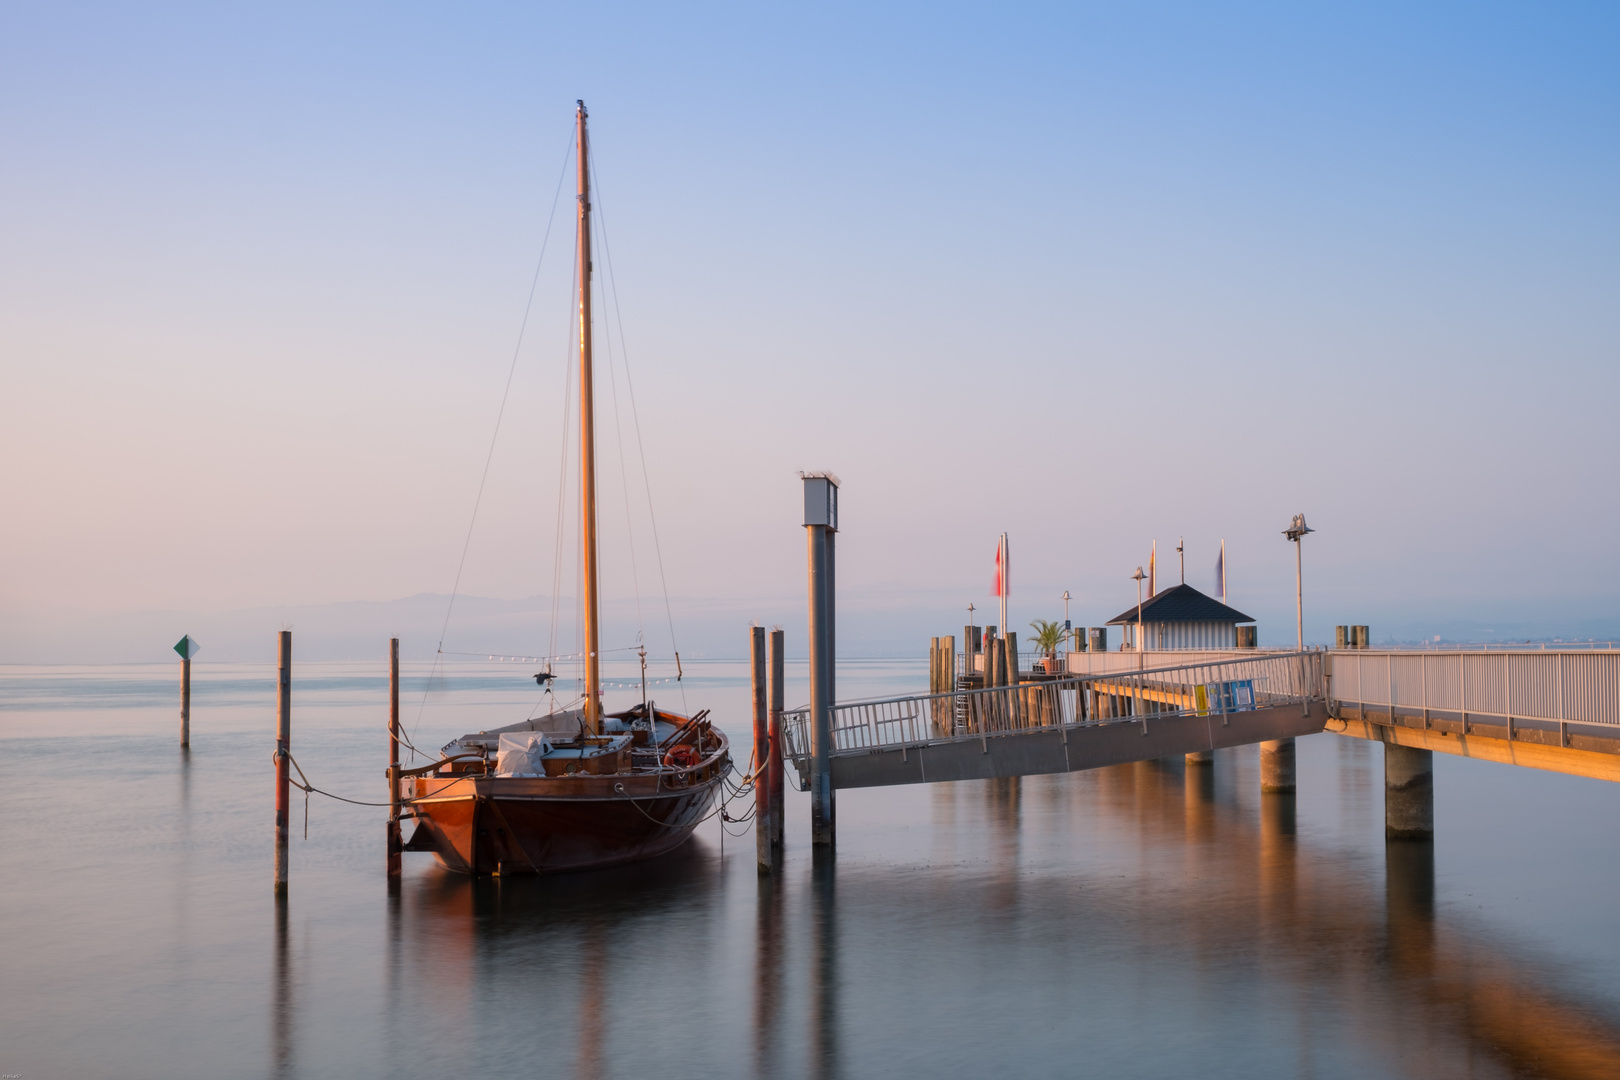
left=1378, top=642, right=1620, bottom=652
left=783, top=651, right=1324, bottom=769
left=1327, top=650, right=1620, bottom=729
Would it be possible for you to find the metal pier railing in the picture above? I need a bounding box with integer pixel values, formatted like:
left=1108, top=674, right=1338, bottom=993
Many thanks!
left=1327, top=649, right=1620, bottom=738
left=783, top=651, right=1325, bottom=772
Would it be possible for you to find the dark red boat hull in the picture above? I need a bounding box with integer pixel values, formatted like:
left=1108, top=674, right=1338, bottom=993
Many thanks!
left=405, top=772, right=726, bottom=875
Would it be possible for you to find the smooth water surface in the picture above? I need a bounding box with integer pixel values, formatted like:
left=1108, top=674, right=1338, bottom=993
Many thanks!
left=4, top=659, right=1620, bottom=1079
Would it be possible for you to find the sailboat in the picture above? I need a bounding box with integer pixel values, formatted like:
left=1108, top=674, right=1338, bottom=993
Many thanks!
left=402, top=102, right=732, bottom=875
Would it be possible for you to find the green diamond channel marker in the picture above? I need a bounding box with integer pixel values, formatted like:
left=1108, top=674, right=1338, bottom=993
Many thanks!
left=174, top=635, right=201, bottom=660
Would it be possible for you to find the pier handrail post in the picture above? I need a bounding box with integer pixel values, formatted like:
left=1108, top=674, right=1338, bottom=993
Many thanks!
left=751, top=626, right=772, bottom=873
left=274, top=630, right=291, bottom=895
left=768, top=629, right=785, bottom=852
left=388, top=637, right=402, bottom=881
left=803, top=473, right=838, bottom=847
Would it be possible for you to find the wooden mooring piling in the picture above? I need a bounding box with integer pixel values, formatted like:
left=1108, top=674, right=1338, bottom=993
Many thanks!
left=387, top=637, right=402, bottom=881
left=274, top=630, right=291, bottom=895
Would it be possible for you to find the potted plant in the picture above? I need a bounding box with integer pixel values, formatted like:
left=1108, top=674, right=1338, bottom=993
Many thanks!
left=1028, top=619, right=1067, bottom=674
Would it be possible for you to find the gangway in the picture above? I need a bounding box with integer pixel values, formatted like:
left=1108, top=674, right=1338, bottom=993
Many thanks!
left=783, top=651, right=1328, bottom=789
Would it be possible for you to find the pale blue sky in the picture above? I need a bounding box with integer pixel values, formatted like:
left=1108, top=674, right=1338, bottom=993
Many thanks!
left=2, top=2, right=1617, bottom=658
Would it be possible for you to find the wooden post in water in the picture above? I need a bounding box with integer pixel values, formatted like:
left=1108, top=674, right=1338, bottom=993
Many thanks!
left=387, top=637, right=402, bottom=881
left=175, top=634, right=199, bottom=749
left=767, top=629, right=785, bottom=853
left=751, top=626, right=771, bottom=873
left=274, top=630, right=291, bottom=894
left=180, top=654, right=191, bottom=749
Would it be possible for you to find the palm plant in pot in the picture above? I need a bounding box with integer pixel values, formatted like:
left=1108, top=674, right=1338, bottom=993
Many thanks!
left=1029, top=619, right=1067, bottom=674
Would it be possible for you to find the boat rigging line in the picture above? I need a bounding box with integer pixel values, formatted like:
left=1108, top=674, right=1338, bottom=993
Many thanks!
left=410, top=125, right=575, bottom=754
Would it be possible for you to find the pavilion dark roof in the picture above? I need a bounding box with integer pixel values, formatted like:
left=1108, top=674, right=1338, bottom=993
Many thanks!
left=1105, top=583, right=1254, bottom=626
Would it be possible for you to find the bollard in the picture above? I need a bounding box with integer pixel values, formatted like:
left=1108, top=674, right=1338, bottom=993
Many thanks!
left=1259, top=738, right=1295, bottom=793
left=768, top=629, right=785, bottom=852
left=751, top=626, right=771, bottom=873
left=387, top=637, right=402, bottom=880
left=274, top=630, right=291, bottom=894
left=1385, top=743, right=1434, bottom=839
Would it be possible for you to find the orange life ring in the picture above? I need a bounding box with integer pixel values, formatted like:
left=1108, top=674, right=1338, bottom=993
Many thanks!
left=662, top=745, right=700, bottom=770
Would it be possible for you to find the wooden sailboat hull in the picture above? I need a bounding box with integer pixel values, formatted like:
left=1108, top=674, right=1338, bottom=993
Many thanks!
left=405, top=772, right=727, bottom=875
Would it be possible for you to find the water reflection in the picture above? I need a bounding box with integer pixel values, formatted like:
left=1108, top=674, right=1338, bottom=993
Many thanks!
left=368, top=760, right=1620, bottom=1080
left=811, top=851, right=840, bottom=1080
left=753, top=875, right=784, bottom=1079
left=272, top=895, right=291, bottom=1078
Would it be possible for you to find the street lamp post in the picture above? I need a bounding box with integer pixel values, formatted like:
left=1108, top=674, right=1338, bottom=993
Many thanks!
left=967, top=602, right=977, bottom=675
left=1262, top=513, right=1314, bottom=795
left=1130, top=567, right=1147, bottom=668
left=1283, top=513, right=1315, bottom=650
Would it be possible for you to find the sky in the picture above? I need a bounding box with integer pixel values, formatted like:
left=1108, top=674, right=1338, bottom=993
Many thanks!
left=2, top=2, right=1617, bottom=662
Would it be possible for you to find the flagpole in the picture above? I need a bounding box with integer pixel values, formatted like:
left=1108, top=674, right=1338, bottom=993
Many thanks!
left=998, top=532, right=1009, bottom=636
left=1220, top=539, right=1227, bottom=600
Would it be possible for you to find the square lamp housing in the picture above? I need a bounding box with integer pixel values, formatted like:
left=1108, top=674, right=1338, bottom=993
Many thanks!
left=802, top=475, right=838, bottom=531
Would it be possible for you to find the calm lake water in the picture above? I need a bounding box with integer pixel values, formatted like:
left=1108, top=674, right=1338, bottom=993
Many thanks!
left=4, top=658, right=1620, bottom=1079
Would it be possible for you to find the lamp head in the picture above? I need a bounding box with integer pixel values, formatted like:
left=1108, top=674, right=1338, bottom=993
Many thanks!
left=1283, top=513, right=1315, bottom=542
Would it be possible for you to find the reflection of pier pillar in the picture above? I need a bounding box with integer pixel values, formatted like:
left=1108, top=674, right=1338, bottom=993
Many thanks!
left=1184, top=759, right=1216, bottom=841
left=1258, top=792, right=1298, bottom=936
left=1260, top=738, right=1296, bottom=792
left=1385, top=837, right=1435, bottom=976
left=810, top=850, right=840, bottom=1080
left=753, top=875, right=783, bottom=1077
left=1384, top=744, right=1434, bottom=840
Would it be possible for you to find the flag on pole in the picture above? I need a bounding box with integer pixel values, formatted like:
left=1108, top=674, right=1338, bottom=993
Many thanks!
left=1215, top=541, right=1225, bottom=601
left=1148, top=541, right=1156, bottom=598
left=992, top=538, right=1006, bottom=596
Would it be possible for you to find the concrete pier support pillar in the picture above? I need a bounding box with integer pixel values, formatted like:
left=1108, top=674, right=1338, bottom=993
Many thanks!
left=1384, top=743, right=1434, bottom=839
left=1185, top=749, right=1213, bottom=766
left=1259, top=738, right=1296, bottom=792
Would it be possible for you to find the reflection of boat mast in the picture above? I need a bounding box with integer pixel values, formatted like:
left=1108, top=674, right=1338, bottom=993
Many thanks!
left=575, top=100, right=603, bottom=735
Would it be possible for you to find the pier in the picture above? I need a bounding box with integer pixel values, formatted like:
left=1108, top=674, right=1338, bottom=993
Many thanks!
left=782, top=651, right=1329, bottom=790
left=781, top=641, right=1620, bottom=848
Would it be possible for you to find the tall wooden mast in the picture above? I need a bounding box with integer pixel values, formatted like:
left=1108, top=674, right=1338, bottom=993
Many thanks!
left=576, top=100, right=603, bottom=734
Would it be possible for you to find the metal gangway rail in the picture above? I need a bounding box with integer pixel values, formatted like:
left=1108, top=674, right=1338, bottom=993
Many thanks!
left=783, top=651, right=1325, bottom=786
left=1327, top=649, right=1620, bottom=745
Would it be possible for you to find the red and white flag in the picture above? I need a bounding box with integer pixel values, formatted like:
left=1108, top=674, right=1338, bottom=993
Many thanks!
left=992, top=540, right=1006, bottom=597
left=1148, top=540, right=1157, bottom=598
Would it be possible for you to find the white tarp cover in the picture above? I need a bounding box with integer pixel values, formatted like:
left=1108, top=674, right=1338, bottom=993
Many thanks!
left=495, top=732, right=552, bottom=776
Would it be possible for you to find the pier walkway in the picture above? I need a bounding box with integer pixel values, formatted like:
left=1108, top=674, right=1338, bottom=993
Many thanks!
left=783, top=651, right=1329, bottom=790
left=1325, top=648, right=1620, bottom=782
